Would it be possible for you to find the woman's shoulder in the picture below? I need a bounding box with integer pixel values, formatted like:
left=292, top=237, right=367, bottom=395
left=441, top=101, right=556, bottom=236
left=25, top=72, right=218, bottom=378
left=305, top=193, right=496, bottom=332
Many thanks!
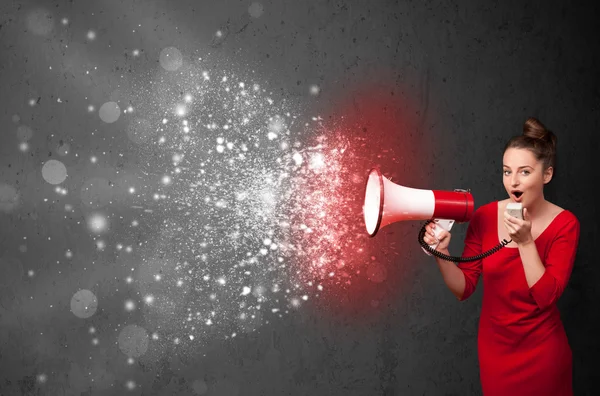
left=551, top=203, right=579, bottom=226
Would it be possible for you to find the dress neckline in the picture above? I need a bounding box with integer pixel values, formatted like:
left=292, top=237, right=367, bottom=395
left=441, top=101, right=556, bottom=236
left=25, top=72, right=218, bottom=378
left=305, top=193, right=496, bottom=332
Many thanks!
left=495, top=200, right=566, bottom=248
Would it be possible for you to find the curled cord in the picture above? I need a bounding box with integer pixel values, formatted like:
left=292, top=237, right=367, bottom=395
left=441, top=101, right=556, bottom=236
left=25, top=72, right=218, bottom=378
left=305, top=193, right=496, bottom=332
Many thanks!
left=418, top=220, right=512, bottom=263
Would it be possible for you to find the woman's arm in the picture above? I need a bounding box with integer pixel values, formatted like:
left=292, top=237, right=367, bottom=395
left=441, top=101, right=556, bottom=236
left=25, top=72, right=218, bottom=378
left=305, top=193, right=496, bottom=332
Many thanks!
left=434, top=249, right=467, bottom=300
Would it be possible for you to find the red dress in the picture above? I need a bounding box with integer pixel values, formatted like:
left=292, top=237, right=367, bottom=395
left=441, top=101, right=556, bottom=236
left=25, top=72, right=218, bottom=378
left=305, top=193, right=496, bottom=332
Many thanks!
left=457, top=201, right=580, bottom=396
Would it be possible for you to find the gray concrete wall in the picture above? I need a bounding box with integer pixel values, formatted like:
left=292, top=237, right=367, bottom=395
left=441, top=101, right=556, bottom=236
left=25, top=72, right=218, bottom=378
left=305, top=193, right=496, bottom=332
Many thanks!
left=1, top=0, right=598, bottom=395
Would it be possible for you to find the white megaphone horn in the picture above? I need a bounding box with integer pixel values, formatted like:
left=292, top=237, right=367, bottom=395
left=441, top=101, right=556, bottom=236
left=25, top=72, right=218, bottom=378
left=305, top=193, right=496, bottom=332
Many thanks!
left=363, top=167, right=474, bottom=254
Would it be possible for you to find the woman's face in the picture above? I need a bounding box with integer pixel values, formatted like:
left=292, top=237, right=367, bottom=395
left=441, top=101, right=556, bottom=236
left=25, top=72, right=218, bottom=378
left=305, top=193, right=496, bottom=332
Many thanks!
left=502, top=148, right=552, bottom=205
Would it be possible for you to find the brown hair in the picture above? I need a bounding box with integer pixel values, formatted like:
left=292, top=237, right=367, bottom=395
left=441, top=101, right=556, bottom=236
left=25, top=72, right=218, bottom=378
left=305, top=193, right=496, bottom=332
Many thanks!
left=503, top=117, right=557, bottom=172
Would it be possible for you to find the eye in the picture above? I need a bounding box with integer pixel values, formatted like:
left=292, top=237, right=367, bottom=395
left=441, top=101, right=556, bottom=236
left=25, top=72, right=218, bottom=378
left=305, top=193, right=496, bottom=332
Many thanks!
left=521, top=170, right=530, bottom=175
left=503, top=170, right=510, bottom=176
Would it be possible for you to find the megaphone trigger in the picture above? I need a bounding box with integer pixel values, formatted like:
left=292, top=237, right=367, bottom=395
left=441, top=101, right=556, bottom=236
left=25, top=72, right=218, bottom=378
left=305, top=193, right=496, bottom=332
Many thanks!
left=421, top=218, right=455, bottom=256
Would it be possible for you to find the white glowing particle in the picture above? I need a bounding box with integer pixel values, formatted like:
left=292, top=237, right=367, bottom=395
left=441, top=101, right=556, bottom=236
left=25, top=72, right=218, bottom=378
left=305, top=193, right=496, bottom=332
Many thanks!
left=152, top=333, right=159, bottom=340
left=242, top=286, right=251, bottom=296
left=132, top=49, right=140, bottom=56
left=87, top=30, right=96, bottom=40
left=96, top=240, right=106, bottom=250
left=206, top=319, right=213, bottom=325
left=217, top=277, right=226, bottom=285
left=125, top=276, right=133, bottom=284
left=61, top=18, right=69, bottom=25
left=189, top=335, right=194, bottom=340
left=125, top=380, right=136, bottom=390
left=87, top=214, right=108, bottom=234
left=37, top=374, right=47, bottom=383
left=129, top=187, right=135, bottom=194
left=28, top=99, right=36, bottom=106
left=177, top=280, right=183, bottom=287
left=154, top=274, right=162, bottom=281
left=309, top=153, right=325, bottom=169
left=267, top=132, right=277, bottom=140
left=92, top=338, right=99, bottom=345
left=292, top=152, right=303, bottom=165
left=124, top=300, right=136, bottom=311
left=28, top=270, right=35, bottom=277
left=184, top=94, right=193, bottom=103
left=161, top=175, right=171, bottom=185
left=65, top=250, right=73, bottom=258
left=309, top=84, right=321, bottom=95
left=19, top=142, right=29, bottom=152
left=175, top=105, right=186, bottom=116
left=144, top=295, right=154, bottom=305
left=89, top=327, right=96, bottom=334
left=127, top=358, right=135, bottom=365
left=90, top=156, right=97, bottom=163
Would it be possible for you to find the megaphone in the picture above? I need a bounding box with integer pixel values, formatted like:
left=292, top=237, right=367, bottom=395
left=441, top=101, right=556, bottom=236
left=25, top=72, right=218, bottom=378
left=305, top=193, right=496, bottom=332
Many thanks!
left=363, top=168, right=474, bottom=254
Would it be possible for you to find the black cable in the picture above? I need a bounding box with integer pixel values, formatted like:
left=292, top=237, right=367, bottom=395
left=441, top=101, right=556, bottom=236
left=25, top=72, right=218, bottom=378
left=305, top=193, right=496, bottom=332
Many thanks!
left=418, top=220, right=512, bottom=263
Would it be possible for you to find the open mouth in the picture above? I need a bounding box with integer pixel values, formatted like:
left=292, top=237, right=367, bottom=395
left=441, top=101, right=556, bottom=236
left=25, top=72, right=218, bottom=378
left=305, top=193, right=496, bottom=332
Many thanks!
left=512, top=191, right=523, bottom=200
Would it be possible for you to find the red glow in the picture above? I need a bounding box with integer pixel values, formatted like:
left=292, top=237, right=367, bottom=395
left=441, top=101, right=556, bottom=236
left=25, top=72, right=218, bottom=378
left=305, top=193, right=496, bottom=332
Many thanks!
left=287, top=82, right=435, bottom=319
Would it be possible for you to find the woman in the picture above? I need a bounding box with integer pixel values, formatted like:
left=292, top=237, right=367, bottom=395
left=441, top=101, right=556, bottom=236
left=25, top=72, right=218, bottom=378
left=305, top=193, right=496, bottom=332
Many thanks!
left=423, top=117, right=580, bottom=395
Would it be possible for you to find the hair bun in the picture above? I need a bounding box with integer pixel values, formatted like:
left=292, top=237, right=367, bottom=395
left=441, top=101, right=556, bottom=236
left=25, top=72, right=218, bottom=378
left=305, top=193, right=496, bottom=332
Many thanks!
left=523, top=117, right=547, bottom=140
left=523, top=117, right=557, bottom=152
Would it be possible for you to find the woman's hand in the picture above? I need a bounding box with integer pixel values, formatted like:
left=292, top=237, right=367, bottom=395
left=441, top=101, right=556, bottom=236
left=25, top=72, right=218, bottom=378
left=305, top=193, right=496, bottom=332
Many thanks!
left=423, top=221, right=452, bottom=251
left=503, top=207, right=534, bottom=245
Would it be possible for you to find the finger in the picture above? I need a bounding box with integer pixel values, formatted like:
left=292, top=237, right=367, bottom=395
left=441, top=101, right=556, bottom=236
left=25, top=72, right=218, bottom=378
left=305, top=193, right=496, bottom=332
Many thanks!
left=504, top=220, right=516, bottom=234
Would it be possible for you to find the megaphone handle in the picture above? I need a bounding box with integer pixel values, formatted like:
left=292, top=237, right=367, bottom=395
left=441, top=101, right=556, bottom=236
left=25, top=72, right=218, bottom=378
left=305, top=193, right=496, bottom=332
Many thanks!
left=422, top=219, right=455, bottom=256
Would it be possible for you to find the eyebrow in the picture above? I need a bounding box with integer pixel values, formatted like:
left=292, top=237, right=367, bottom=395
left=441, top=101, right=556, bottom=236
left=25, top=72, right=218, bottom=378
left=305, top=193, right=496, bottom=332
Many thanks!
left=503, top=165, right=533, bottom=169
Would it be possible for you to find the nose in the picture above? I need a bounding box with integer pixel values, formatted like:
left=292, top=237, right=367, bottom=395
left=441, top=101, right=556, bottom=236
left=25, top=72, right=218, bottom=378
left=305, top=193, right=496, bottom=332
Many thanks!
left=511, top=174, right=520, bottom=186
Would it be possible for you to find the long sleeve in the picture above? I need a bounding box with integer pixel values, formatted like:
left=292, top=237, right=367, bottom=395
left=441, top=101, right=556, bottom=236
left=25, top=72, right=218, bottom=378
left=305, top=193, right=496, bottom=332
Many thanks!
left=529, top=216, right=580, bottom=311
left=457, top=207, right=484, bottom=301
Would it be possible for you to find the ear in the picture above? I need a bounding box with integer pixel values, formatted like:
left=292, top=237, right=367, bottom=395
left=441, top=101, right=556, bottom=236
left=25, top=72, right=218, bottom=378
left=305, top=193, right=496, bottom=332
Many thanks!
left=543, top=166, right=553, bottom=184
